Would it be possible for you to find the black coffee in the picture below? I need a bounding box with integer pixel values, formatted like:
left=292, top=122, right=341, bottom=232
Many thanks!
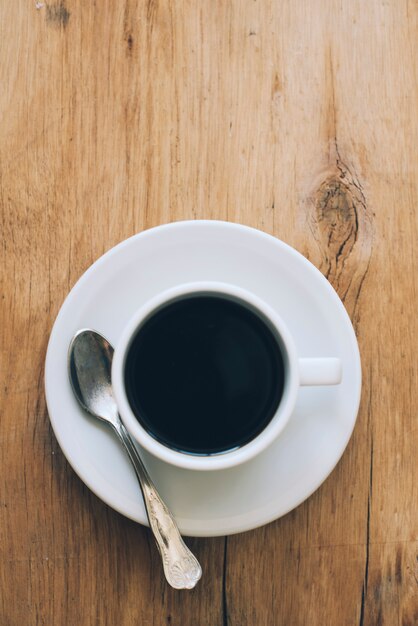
left=124, top=295, right=285, bottom=455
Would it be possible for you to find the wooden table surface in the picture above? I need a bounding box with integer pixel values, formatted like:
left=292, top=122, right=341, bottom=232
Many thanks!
left=1, top=1, right=417, bottom=624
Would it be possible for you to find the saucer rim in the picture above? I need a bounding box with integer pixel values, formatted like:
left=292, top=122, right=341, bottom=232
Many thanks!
left=45, top=220, right=361, bottom=537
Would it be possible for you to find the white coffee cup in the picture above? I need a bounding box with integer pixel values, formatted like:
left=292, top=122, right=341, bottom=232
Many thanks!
left=112, top=282, right=342, bottom=471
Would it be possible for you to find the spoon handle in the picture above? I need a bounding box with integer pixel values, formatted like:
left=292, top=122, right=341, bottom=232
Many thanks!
left=113, top=419, right=202, bottom=590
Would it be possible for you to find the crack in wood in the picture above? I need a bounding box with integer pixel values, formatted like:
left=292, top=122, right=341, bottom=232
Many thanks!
left=358, top=364, right=374, bottom=626
left=359, top=434, right=373, bottom=626
left=222, top=537, right=229, bottom=626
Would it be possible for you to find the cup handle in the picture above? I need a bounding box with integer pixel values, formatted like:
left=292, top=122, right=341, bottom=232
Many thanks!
left=298, top=358, right=342, bottom=386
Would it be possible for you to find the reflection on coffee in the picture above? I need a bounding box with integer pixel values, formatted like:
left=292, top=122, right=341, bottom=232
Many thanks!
left=124, top=295, right=285, bottom=455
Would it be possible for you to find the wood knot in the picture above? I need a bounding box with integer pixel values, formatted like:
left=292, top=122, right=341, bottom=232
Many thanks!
left=125, top=32, right=134, bottom=54
left=46, top=1, right=70, bottom=28
left=309, top=156, right=373, bottom=322
left=317, top=177, right=359, bottom=272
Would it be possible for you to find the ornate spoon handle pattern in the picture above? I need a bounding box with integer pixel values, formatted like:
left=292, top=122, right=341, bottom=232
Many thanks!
left=114, top=420, right=202, bottom=590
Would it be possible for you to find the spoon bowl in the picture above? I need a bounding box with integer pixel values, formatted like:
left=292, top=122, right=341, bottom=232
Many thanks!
left=68, top=330, right=118, bottom=425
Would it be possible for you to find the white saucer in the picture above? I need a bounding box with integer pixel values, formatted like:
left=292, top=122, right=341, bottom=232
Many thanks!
left=45, top=221, right=361, bottom=537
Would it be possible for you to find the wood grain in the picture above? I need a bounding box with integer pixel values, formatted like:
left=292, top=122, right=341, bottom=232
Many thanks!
left=1, top=1, right=417, bottom=624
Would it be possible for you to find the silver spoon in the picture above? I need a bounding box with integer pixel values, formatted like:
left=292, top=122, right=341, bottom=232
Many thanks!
left=68, top=329, right=202, bottom=590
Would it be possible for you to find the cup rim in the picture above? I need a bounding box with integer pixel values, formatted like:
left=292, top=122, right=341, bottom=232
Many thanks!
left=111, top=281, right=300, bottom=471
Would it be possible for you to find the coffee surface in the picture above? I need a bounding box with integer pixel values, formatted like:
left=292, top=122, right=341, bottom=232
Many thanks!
left=124, top=295, right=285, bottom=454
